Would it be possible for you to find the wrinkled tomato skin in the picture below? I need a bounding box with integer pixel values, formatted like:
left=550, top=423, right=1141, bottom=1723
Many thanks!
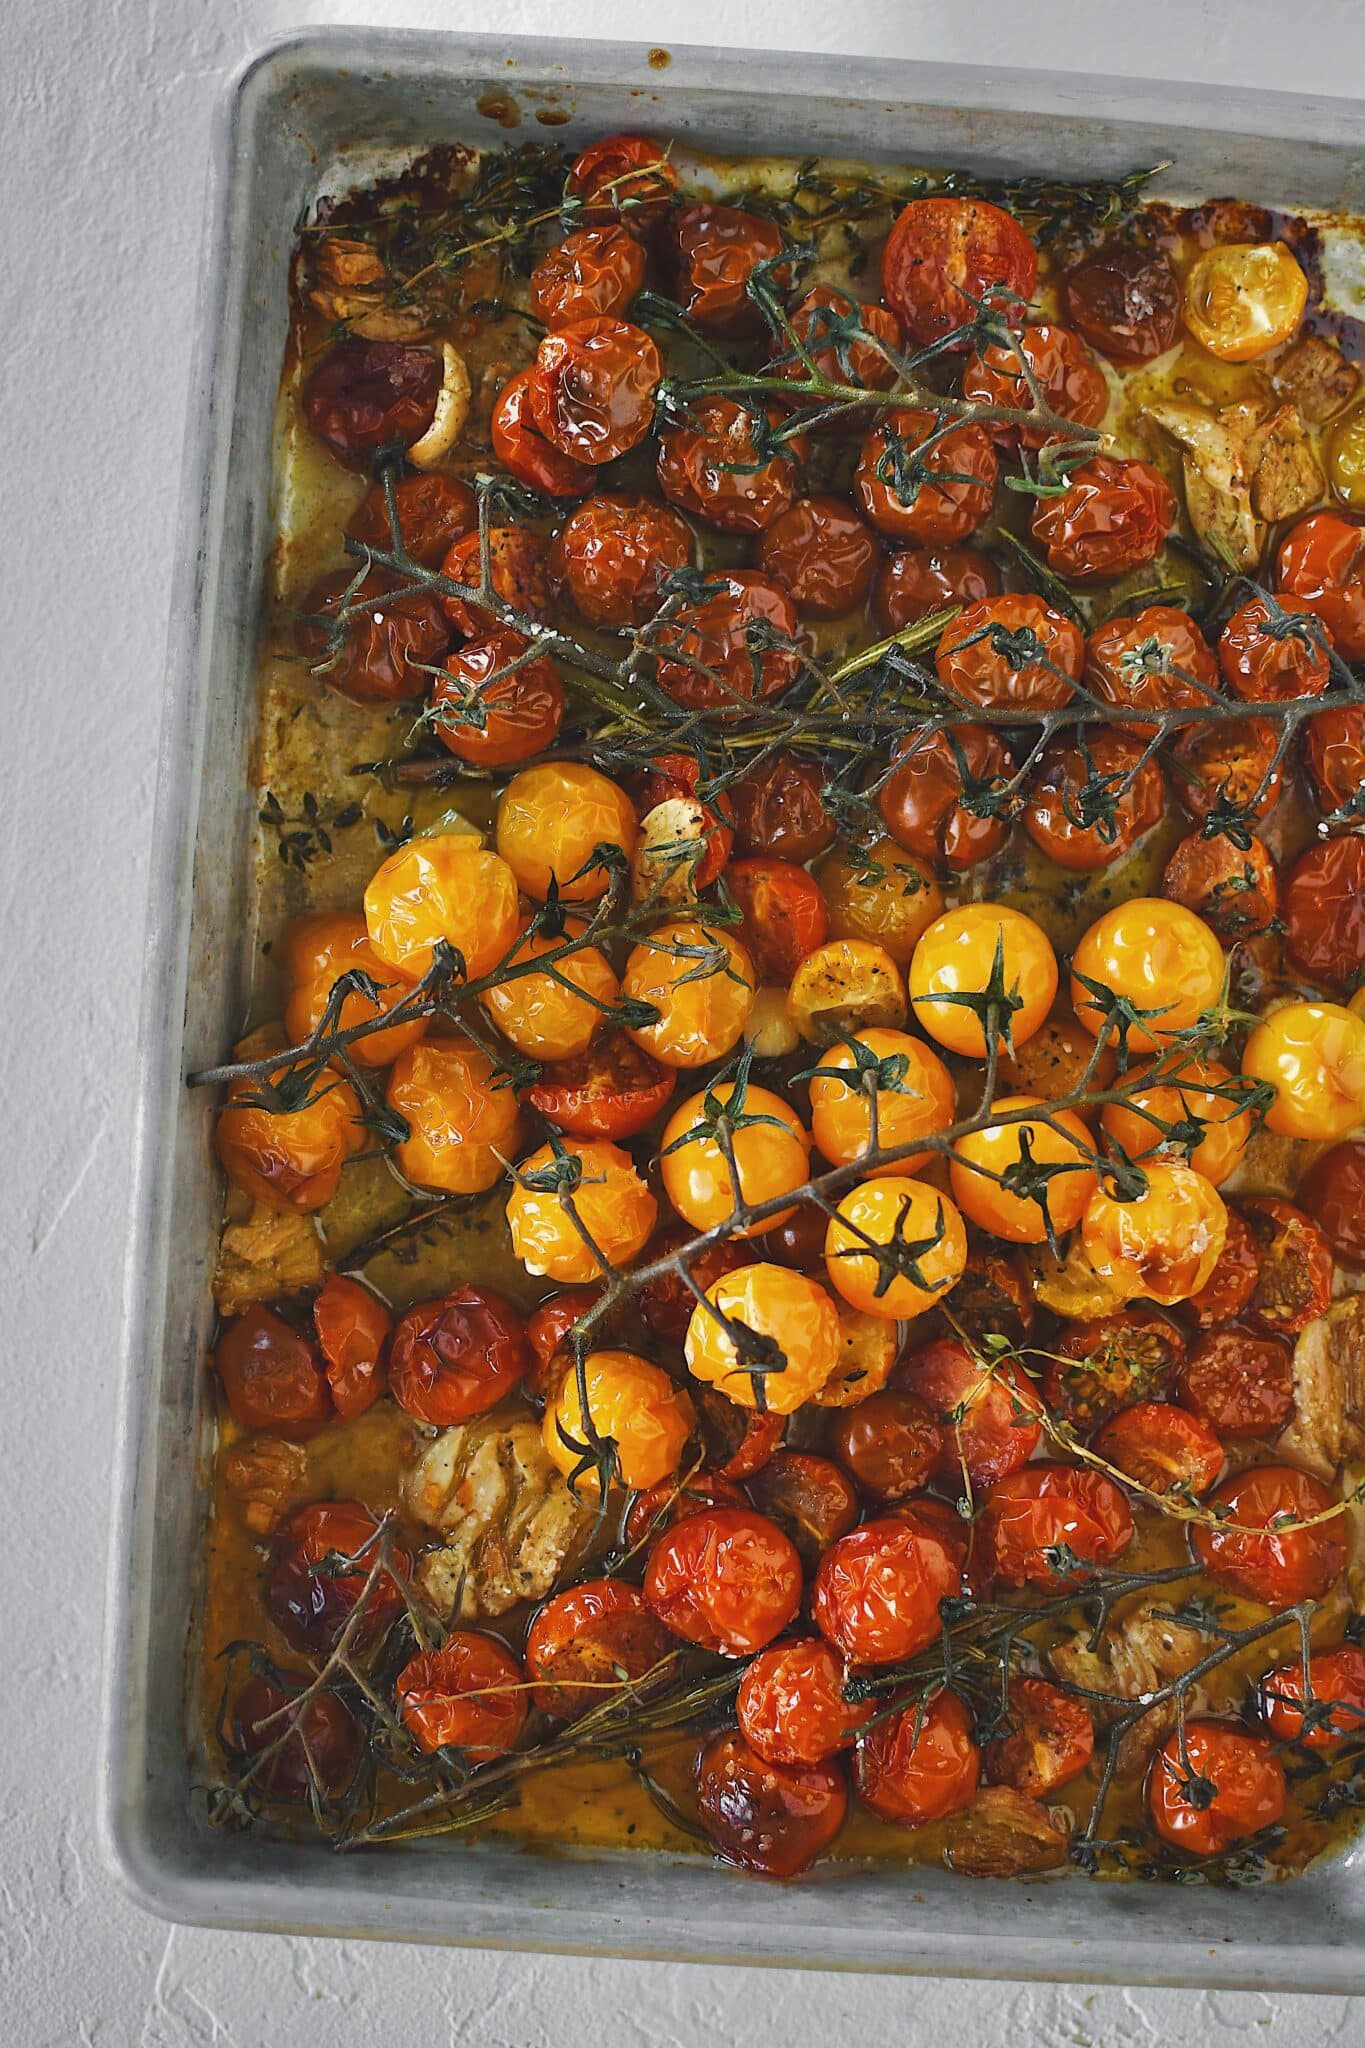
left=430, top=628, right=564, bottom=767
left=396, top=1634, right=527, bottom=1760
left=1092, top=1401, right=1225, bottom=1498
left=881, top=196, right=1038, bottom=349
left=746, top=1451, right=860, bottom=1570
left=757, top=496, right=879, bottom=618
left=1241, top=1197, right=1335, bottom=1337
left=526, top=1037, right=677, bottom=1141
left=872, top=546, right=1002, bottom=632
left=265, top=1500, right=408, bottom=1654
left=1177, top=1324, right=1296, bottom=1439
left=303, top=340, right=441, bottom=468
left=730, top=752, right=836, bottom=863
left=961, top=322, right=1108, bottom=447
left=623, top=1474, right=747, bottom=1550
left=524, top=1288, right=601, bottom=1400
left=228, top=1678, right=361, bottom=1803
left=1024, top=729, right=1165, bottom=873
left=437, top=527, right=551, bottom=639
left=312, top=1274, right=391, bottom=1421
left=694, top=1388, right=786, bottom=1483
left=1031, top=457, right=1176, bottom=581
left=653, top=572, right=801, bottom=710
left=1261, top=1644, right=1365, bottom=1750
left=1162, top=831, right=1279, bottom=943
left=877, top=724, right=1017, bottom=873
left=525, top=1579, right=674, bottom=1719
left=1063, top=243, right=1182, bottom=365
left=980, top=1464, right=1134, bottom=1589
left=981, top=1677, right=1094, bottom=1796
left=636, top=1223, right=748, bottom=1344
left=529, top=223, right=646, bottom=328
left=1147, top=1720, right=1286, bottom=1856
left=347, top=470, right=476, bottom=569
left=855, top=1688, right=980, bottom=1826
left=737, top=1637, right=870, bottom=1766
left=1304, top=705, right=1365, bottom=824
left=935, top=593, right=1083, bottom=713
left=1300, top=1141, right=1365, bottom=1266
left=1276, top=511, right=1365, bottom=661
left=1083, top=604, right=1220, bottom=733
left=695, top=1729, right=848, bottom=1877
left=772, top=284, right=903, bottom=418
left=550, top=493, right=693, bottom=629
left=490, top=369, right=596, bottom=495
left=566, top=133, right=678, bottom=230
left=1172, top=716, right=1282, bottom=829
left=657, top=397, right=800, bottom=535
left=1184, top=1207, right=1262, bottom=1329
left=829, top=1390, right=942, bottom=1504
left=1218, top=595, right=1332, bottom=703
left=1284, top=835, right=1365, bottom=993
left=387, top=1286, right=530, bottom=1425
left=1043, top=1307, right=1186, bottom=1431
left=671, top=204, right=786, bottom=337
left=295, top=569, right=450, bottom=705
left=214, top=1304, right=333, bottom=1440
left=1193, top=1464, right=1345, bottom=1605
left=925, top=1248, right=1035, bottom=1349
left=726, top=857, right=830, bottom=983
left=855, top=408, right=998, bottom=545
left=530, top=316, right=663, bottom=465
left=644, top=1507, right=803, bottom=1656
left=812, top=1514, right=962, bottom=1666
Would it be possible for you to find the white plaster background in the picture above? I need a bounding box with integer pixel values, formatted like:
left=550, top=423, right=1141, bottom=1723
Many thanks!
left=6, top=0, right=1365, bottom=2040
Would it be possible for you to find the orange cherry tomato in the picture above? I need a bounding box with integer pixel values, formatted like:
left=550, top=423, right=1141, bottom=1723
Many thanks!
left=872, top=545, right=1001, bottom=632
left=386, top=1036, right=520, bottom=1196
left=1031, top=456, right=1176, bottom=581
left=661, top=1083, right=810, bottom=1237
left=1100, top=1053, right=1256, bottom=1187
left=525, top=1579, right=675, bottom=1719
left=855, top=407, right=998, bottom=544
left=881, top=196, right=1038, bottom=348
left=1092, top=1401, right=1224, bottom=1498
left=281, top=910, right=428, bottom=1068
left=756, top=496, right=878, bottom=617
left=1242, top=1000, right=1365, bottom=1142
left=347, top=470, right=476, bottom=570
left=550, top=492, right=693, bottom=628
left=1276, top=511, right=1365, bottom=661
left=215, top=1061, right=364, bottom=1214
left=302, top=340, right=441, bottom=469
left=507, top=1137, right=657, bottom=1285
left=1148, top=1720, right=1286, bottom=1855
left=1161, top=831, right=1279, bottom=943
left=877, top=724, right=1018, bottom=873
left=1024, top=729, right=1165, bottom=873
left=695, top=1730, right=848, bottom=1877
left=364, top=833, right=520, bottom=985
left=490, top=369, right=595, bottom=495
left=980, top=1463, right=1133, bottom=1588
left=1177, top=1324, right=1295, bottom=1439
left=1082, top=1163, right=1228, bottom=1307
left=808, top=1026, right=956, bottom=1176
left=566, top=134, right=678, bottom=230
left=824, top=1176, right=968, bottom=1320
left=786, top=940, right=907, bottom=1045
left=898, top=1335, right=1042, bottom=1488
left=962, top=321, right=1108, bottom=447
left=1240, top=1196, right=1335, bottom=1338
left=214, top=1304, right=333, bottom=1440
left=1193, top=1464, right=1345, bottom=1605
left=495, top=761, right=637, bottom=903
left=294, top=568, right=450, bottom=706
left=436, top=526, right=551, bottom=639
left=816, top=839, right=946, bottom=966
left=935, top=593, right=1083, bottom=712
left=1171, top=715, right=1282, bottom=829
left=480, top=917, right=618, bottom=1062
left=726, top=858, right=829, bottom=983
left=644, top=1506, right=803, bottom=1655
left=982, top=1677, right=1094, bottom=1796
left=855, top=1688, right=980, bottom=1826
left=429, top=627, right=564, bottom=767
left=670, top=203, right=786, bottom=337
left=657, top=397, right=800, bottom=534
left=1063, top=243, right=1181, bottom=365
left=909, top=904, right=1058, bottom=1058
left=529, top=316, right=663, bottom=464
left=388, top=1285, right=529, bottom=1426
left=396, top=1633, right=527, bottom=1761
left=829, top=1388, right=942, bottom=1504
left=312, top=1273, right=390, bottom=1420
left=1261, top=1643, right=1365, bottom=1750
left=1285, top=835, right=1365, bottom=993
left=652, top=570, right=802, bottom=710
left=738, top=1637, right=870, bottom=1766
left=813, top=1513, right=962, bottom=1665
left=529, top=223, right=646, bottom=328
left=1070, top=898, right=1225, bottom=1055
left=685, top=1263, right=842, bottom=1414
left=265, top=1500, right=408, bottom=1653
left=544, top=1348, right=694, bottom=1494
left=730, top=751, right=836, bottom=863
left=1183, top=241, right=1308, bottom=362
left=228, top=1677, right=360, bottom=1803
left=1083, top=604, right=1220, bottom=734
left=526, top=1037, right=677, bottom=1141
left=1304, top=703, right=1365, bottom=822
left=622, top=918, right=756, bottom=1069
left=1218, top=594, right=1332, bottom=703
left=949, top=1096, right=1096, bottom=1246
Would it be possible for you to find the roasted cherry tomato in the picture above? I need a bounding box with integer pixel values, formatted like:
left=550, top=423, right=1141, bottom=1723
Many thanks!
left=529, top=223, right=646, bottom=328
left=730, top=752, right=835, bottom=863
left=396, top=1634, right=527, bottom=1761
left=1063, top=243, right=1181, bottom=365
left=1218, top=595, right=1332, bottom=703
left=1148, top=1720, right=1286, bottom=1855
left=1100, top=1053, right=1255, bottom=1188
left=661, top=1084, right=810, bottom=1235
left=1042, top=1303, right=1186, bottom=1429
left=281, top=910, right=428, bottom=1069
left=507, top=1137, right=657, bottom=1284
left=786, top=937, right=908, bottom=1048
left=932, top=1243, right=1036, bottom=1346
left=1193, top=1464, right=1345, bottom=1605
left=1082, top=1163, right=1229, bottom=1308
left=756, top=495, right=878, bottom=617
left=437, top=526, right=551, bottom=639
left=1183, top=241, right=1308, bottom=362
left=1171, top=716, right=1282, bottom=829
left=807, top=1026, right=955, bottom=1176
left=881, top=196, right=1038, bottom=348
left=962, top=322, right=1108, bottom=447
left=527, top=1037, right=677, bottom=1141
left=829, top=1389, right=942, bottom=1504
left=1031, top=457, right=1176, bottom=582
left=816, top=840, right=945, bottom=966
left=824, top=1176, right=968, bottom=1320
left=215, top=1061, right=364, bottom=1215
left=386, top=1035, right=521, bottom=1196
left=1024, top=729, right=1164, bottom=873
left=480, top=917, right=616, bottom=1062
left=388, top=1285, right=529, bottom=1425
left=899, top=1335, right=1041, bottom=1488
left=1161, top=831, right=1279, bottom=943
left=981, top=1463, right=1133, bottom=1588
left=631, top=752, right=734, bottom=890
left=529, top=317, right=663, bottom=465
left=544, top=1348, right=694, bottom=1494
left=652, top=570, right=801, bottom=710
left=622, top=918, right=756, bottom=1069
left=566, top=133, right=678, bottom=230
left=347, top=470, right=476, bottom=569
left=523, top=1287, right=600, bottom=1403
left=214, top=1304, right=332, bottom=1440
left=1177, top=1324, right=1295, bottom=1439
left=623, top=1472, right=747, bottom=1550
left=265, top=1500, right=408, bottom=1654
left=312, top=1274, right=390, bottom=1421
left=429, top=627, right=564, bottom=767
left=1092, top=1401, right=1224, bottom=1497
left=294, top=567, right=450, bottom=705
left=695, top=1388, right=785, bottom=1481
left=1070, top=898, right=1225, bottom=1055
left=695, top=1729, right=848, bottom=1877
left=303, top=340, right=441, bottom=468
left=490, top=369, right=595, bottom=496
left=1240, top=1196, right=1336, bottom=1336
left=935, top=593, right=1082, bottom=713
left=1304, top=704, right=1365, bottom=824
left=872, top=545, right=1001, bottom=632
left=877, top=724, right=1017, bottom=873
left=1261, top=1643, right=1365, bottom=1750
left=228, top=1677, right=360, bottom=1803
left=671, top=203, right=787, bottom=336
left=1083, top=604, right=1220, bottom=734
left=737, top=1637, right=870, bottom=1766
left=1276, top=511, right=1365, bottom=661
left=645, top=1506, right=802, bottom=1655
left=685, top=1263, right=842, bottom=1414
left=949, top=1096, right=1096, bottom=1246
left=525, top=1579, right=675, bottom=1719
left=550, top=492, right=693, bottom=628
left=364, top=832, right=520, bottom=984
left=657, top=397, right=800, bottom=535
left=746, top=1450, right=859, bottom=1569
left=856, top=1688, right=980, bottom=1825
left=909, top=903, right=1058, bottom=1058
left=1300, top=1140, right=1365, bottom=1266
left=1184, top=1206, right=1262, bottom=1329
left=813, top=1513, right=962, bottom=1665
left=855, top=407, right=998, bottom=544
left=772, top=283, right=902, bottom=419
left=725, top=858, right=829, bottom=983
left=1242, top=1001, right=1365, bottom=1142
left=982, top=1677, right=1094, bottom=1797
left=635, top=1227, right=749, bottom=1355
left=495, top=760, right=637, bottom=904
left=1285, top=835, right=1365, bottom=993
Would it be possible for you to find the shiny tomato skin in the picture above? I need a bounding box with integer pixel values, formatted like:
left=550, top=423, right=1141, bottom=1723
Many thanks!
left=1161, top=831, right=1279, bottom=943
left=1092, top=1400, right=1225, bottom=1497
left=347, top=470, right=476, bottom=569
left=437, top=527, right=550, bottom=639
left=698, top=1397, right=786, bottom=1484
left=855, top=407, right=998, bottom=545
left=1182, top=1206, right=1263, bottom=1329
left=936, top=593, right=1083, bottom=712
left=1193, top=1464, right=1345, bottom=1605
left=430, top=627, right=564, bottom=767
left=525, top=1578, right=674, bottom=1719
left=671, top=204, right=786, bottom=337
left=1300, top=1140, right=1365, bottom=1266
left=828, top=1390, right=942, bottom=1505
left=726, top=857, right=830, bottom=983
left=636, top=1223, right=748, bottom=1344
left=729, top=753, right=835, bottom=863
left=1176, top=1325, right=1296, bottom=1439
left=1031, top=457, right=1176, bottom=581
left=530, top=317, right=663, bottom=465
left=695, top=1729, right=848, bottom=1876
left=872, top=546, right=1002, bottom=632
left=772, top=283, right=903, bottom=418
left=980, top=1464, right=1134, bottom=1589
left=526, top=1036, right=677, bottom=1141
left=882, top=196, right=1038, bottom=348
left=812, top=1514, right=962, bottom=1666
left=898, top=1336, right=1042, bottom=1489
left=1304, top=704, right=1365, bottom=823
left=265, top=1500, right=408, bottom=1654
left=745, top=1451, right=860, bottom=1571
left=1063, top=243, right=1182, bottom=365
left=737, top=1636, right=870, bottom=1766
left=529, top=223, right=646, bottom=328
left=1241, top=1197, right=1335, bottom=1337
left=490, top=369, right=595, bottom=495
left=1042, top=1306, right=1186, bottom=1431
left=303, top=340, right=440, bottom=468
left=877, top=724, right=1017, bottom=872
left=1284, top=835, right=1365, bottom=992
left=855, top=1688, right=980, bottom=1825
left=756, top=496, right=879, bottom=618
left=295, top=568, right=450, bottom=705
left=523, top=1287, right=601, bottom=1400
left=961, top=321, right=1108, bottom=447
left=1171, top=716, right=1282, bottom=829
left=1276, top=511, right=1365, bottom=661
left=657, top=396, right=800, bottom=535
left=550, top=493, right=693, bottom=629
left=1148, top=1720, right=1286, bottom=1855
left=228, top=1678, right=360, bottom=1803
left=644, top=1506, right=803, bottom=1655
left=981, top=1677, right=1093, bottom=1796
left=1261, top=1643, right=1365, bottom=1750
left=1218, top=594, right=1332, bottom=703
left=1082, top=604, right=1220, bottom=732
left=652, top=571, right=801, bottom=710
left=312, top=1274, right=390, bottom=1421
left=396, top=1633, right=527, bottom=1760
left=387, top=1286, right=530, bottom=1425
left=623, top=1473, right=747, bottom=1551
left=566, top=134, right=678, bottom=230
left=1024, top=729, right=1165, bottom=872
left=214, top=1304, right=333, bottom=1441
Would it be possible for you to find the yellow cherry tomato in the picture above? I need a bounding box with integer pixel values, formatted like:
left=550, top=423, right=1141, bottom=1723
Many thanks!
left=685, top=1263, right=843, bottom=1414
left=1027, top=1237, right=1138, bottom=1319
left=1070, top=899, right=1225, bottom=1055
left=812, top=1305, right=901, bottom=1408
left=281, top=911, right=428, bottom=1069
left=1182, top=242, right=1308, bottom=363
left=215, top=1060, right=364, bottom=1213
left=507, top=1137, right=657, bottom=1284
left=823, top=1176, right=968, bottom=1320
left=364, top=833, right=520, bottom=985
left=544, top=1349, right=694, bottom=1495
left=386, top=1036, right=521, bottom=1195
left=623, top=919, right=755, bottom=1068
left=1100, top=1053, right=1256, bottom=1187
left=1081, top=1162, right=1228, bottom=1307
left=479, top=917, right=618, bottom=1060
left=815, top=837, right=946, bottom=965
left=660, top=1082, right=810, bottom=1236
left=495, top=761, right=637, bottom=903
left=787, top=940, right=907, bottom=1045
left=909, top=904, right=1058, bottom=1059
left=1329, top=407, right=1365, bottom=511
left=1242, top=1000, right=1365, bottom=1142
left=808, top=1027, right=956, bottom=1175
left=949, top=1093, right=1096, bottom=1245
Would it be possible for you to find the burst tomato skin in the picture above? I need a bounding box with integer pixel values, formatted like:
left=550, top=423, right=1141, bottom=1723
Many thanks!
left=265, top=1500, right=408, bottom=1654
left=730, top=752, right=836, bottom=863
left=550, top=493, right=693, bottom=628
left=525, top=1579, right=675, bottom=1719
left=529, top=223, right=646, bottom=328
left=695, top=1730, right=849, bottom=1877
left=1218, top=595, right=1332, bottom=702
left=1184, top=1206, right=1262, bottom=1328
left=437, top=527, right=551, bottom=639
left=1172, top=716, right=1282, bottom=829
left=508, top=1138, right=657, bottom=1285
left=312, top=1274, right=391, bottom=1420
left=877, top=724, right=1017, bottom=873
left=214, top=1304, right=333, bottom=1440
left=962, top=321, right=1108, bottom=447
left=1261, top=1643, right=1365, bottom=1749
left=812, top=1514, right=962, bottom=1666
left=727, top=857, right=829, bottom=984
left=644, top=1506, right=803, bottom=1656
left=686, top=1264, right=843, bottom=1414
left=980, top=1464, right=1134, bottom=1589
left=303, top=340, right=441, bottom=468
left=1161, top=831, right=1279, bottom=943
left=228, top=1678, right=361, bottom=1803
left=1277, top=511, right=1365, bottom=661
left=1063, top=243, right=1182, bottom=365
left=395, top=1633, right=527, bottom=1761
left=295, top=568, right=451, bottom=705
left=1092, top=1401, right=1225, bottom=1497
left=387, top=1286, right=530, bottom=1426
left=480, top=917, right=616, bottom=1062
left=1148, top=1720, right=1286, bottom=1855
left=529, top=316, right=663, bottom=464
left=856, top=1688, right=980, bottom=1826
left=1177, top=1325, right=1296, bottom=1439
left=1031, top=457, right=1176, bottom=581
left=1240, top=1196, right=1336, bottom=1337
left=738, top=1637, right=871, bottom=1766
left=1284, top=835, right=1365, bottom=993
left=430, top=627, right=565, bottom=767
left=490, top=369, right=596, bottom=495
left=1043, top=1304, right=1186, bottom=1430
left=881, top=196, right=1038, bottom=348
left=1300, top=1141, right=1365, bottom=1266
left=855, top=407, right=998, bottom=545
left=756, top=496, right=879, bottom=618
left=566, top=133, right=678, bottom=229
left=872, top=546, right=1001, bottom=632
left=745, top=1450, right=860, bottom=1570
left=671, top=203, right=786, bottom=336
left=982, top=1677, right=1094, bottom=1796
left=898, top=1336, right=1041, bottom=1489
left=1024, top=729, right=1165, bottom=872
left=1193, top=1464, right=1345, bottom=1605
left=527, top=1038, right=677, bottom=1142
left=364, top=832, right=520, bottom=984
left=935, top=593, right=1083, bottom=712
left=347, top=470, right=476, bottom=569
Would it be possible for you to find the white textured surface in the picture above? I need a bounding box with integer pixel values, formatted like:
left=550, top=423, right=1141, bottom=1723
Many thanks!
left=7, top=0, right=1365, bottom=2040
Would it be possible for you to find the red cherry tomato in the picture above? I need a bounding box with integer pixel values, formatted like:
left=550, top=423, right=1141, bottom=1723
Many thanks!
left=1171, top=716, right=1282, bottom=828
left=312, top=1274, right=390, bottom=1421
left=1276, top=511, right=1365, bottom=661
left=295, top=568, right=449, bottom=705
left=644, top=1506, right=803, bottom=1655
left=1193, top=1464, right=1345, bottom=1605
left=1042, top=1306, right=1187, bottom=1431
left=302, top=340, right=440, bottom=468
left=228, top=1677, right=360, bottom=1802
left=872, top=546, right=1002, bottom=632
left=491, top=369, right=595, bottom=495
left=1184, top=1206, right=1263, bottom=1329
left=550, top=493, right=693, bottom=628
left=530, top=317, right=663, bottom=465
left=855, top=407, right=998, bottom=544
left=1241, top=1197, right=1335, bottom=1337
left=1218, top=595, right=1332, bottom=703
left=698, top=1396, right=786, bottom=1484
left=525, top=1578, right=675, bottom=1719
left=1284, top=835, right=1365, bottom=992
left=1304, top=704, right=1365, bottom=824
left=429, top=627, right=564, bottom=767
left=566, top=134, right=678, bottom=231
left=695, top=1729, right=848, bottom=1876
left=671, top=204, right=786, bottom=336
left=726, top=857, right=830, bottom=983
left=214, top=1304, right=332, bottom=1440
left=526, top=1038, right=677, bottom=1141
left=746, top=1450, right=860, bottom=1571
left=936, top=593, right=1083, bottom=712
left=1261, top=1643, right=1365, bottom=1749
left=1025, top=729, right=1165, bottom=872
left=437, top=527, right=551, bottom=639
left=877, top=724, right=1017, bottom=872
left=812, top=1514, right=962, bottom=1665
left=1147, top=1720, right=1286, bottom=1855
left=1161, top=831, right=1279, bottom=943
left=265, top=1500, right=408, bottom=1653
left=1031, top=457, right=1176, bottom=581
left=980, top=1464, right=1134, bottom=1589
left=1083, top=605, right=1220, bottom=733
left=1092, top=1401, right=1224, bottom=1498
left=962, top=322, right=1108, bottom=447
left=1063, top=243, right=1181, bottom=365
left=635, top=1223, right=748, bottom=1343
left=981, top=1676, right=1093, bottom=1796
left=1177, top=1325, right=1296, bottom=1439
left=898, top=1336, right=1042, bottom=1489
left=738, top=1636, right=871, bottom=1766
left=881, top=196, right=1038, bottom=348
left=829, top=1390, right=942, bottom=1505
left=622, top=1473, right=747, bottom=1550
left=347, top=471, right=476, bottom=570
left=1300, top=1140, right=1365, bottom=1266
left=657, top=396, right=801, bottom=534
left=529, top=224, right=646, bottom=328
left=524, top=1288, right=601, bottom=1399
left=396, top=1633, right=527, bottom=1760
left=855, top=1688, right=980, bottom=1824
left=772, top=284, right=903, bottom=422
left=652, top=571, right=801, bottom=710
left=387, top=1286, right=530, bottom=1425
left=730, top=752, right=836, bottom=863
left=756, top=496, right=879, bottom=618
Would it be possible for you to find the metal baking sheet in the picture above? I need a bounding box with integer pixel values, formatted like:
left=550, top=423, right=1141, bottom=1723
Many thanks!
left=97, top=26, right=1365, bottom=1985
